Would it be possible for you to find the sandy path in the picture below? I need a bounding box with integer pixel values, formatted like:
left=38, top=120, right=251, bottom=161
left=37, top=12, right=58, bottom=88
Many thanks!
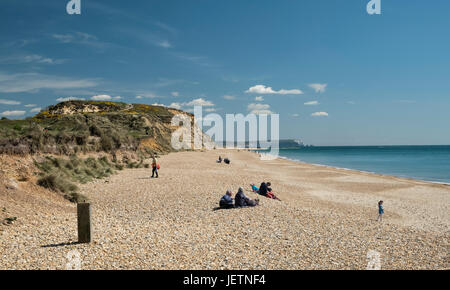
left=0, top=150, right=449, bottom=269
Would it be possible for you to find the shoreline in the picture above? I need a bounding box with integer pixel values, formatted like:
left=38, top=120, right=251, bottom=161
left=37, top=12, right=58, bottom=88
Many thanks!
left=273, top=154, right=450, bottom=187
left=251, top=149, right=450, bottom=187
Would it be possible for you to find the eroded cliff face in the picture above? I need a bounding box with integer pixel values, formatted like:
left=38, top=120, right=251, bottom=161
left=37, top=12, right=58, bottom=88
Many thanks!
left=0, top=101, right=215, bottom=155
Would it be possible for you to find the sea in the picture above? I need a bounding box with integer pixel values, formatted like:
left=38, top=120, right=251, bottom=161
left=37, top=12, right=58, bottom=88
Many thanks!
left=260, top=145, right=450, bottom=184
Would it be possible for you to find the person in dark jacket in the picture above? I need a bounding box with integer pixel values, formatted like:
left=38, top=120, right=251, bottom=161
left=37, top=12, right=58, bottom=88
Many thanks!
left=259, top=182, right=268, bottom=196
left=219, top=190, right=234, bottom=209
left=234, top=187, right=259, bottom=207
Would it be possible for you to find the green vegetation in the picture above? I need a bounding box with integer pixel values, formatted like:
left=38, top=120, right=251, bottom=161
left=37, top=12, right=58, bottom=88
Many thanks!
left=34, top=155, right=149, bottom=203
left=0, top=100, right=194, bottom=203
left=0, top=100, right=185, bottom=155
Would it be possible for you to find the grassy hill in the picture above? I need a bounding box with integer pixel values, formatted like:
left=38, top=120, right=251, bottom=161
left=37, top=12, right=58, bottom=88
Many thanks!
left=0, top=100, right=213, bottom=202
left=0, top=100, right=207, bottom=155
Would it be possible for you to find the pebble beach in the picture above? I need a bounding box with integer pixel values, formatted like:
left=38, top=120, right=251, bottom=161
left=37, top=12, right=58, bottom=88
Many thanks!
left=1, top=150, right=449, bottom=269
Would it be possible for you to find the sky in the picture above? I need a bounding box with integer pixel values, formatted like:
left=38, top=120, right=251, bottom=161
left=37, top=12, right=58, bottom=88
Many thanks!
left=0, top=0, right=449, bottom=146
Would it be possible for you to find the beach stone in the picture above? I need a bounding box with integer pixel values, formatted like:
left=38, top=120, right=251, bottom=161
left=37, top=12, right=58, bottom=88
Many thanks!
left=5, top=178, right=18, bottom=190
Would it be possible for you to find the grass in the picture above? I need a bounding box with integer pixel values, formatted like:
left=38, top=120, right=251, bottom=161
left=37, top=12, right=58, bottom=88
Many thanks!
left=0, top=100, right=183, bottom=155
left=34, top=155, right=149, bottom=203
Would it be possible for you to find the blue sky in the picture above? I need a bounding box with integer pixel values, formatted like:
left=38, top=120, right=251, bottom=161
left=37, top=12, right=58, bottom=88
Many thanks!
left=0, top=0, right=449, bottom=145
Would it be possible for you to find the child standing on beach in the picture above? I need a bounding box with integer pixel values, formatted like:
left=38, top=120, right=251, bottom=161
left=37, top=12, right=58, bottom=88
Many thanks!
left=377, top=200, right=384, bottom=222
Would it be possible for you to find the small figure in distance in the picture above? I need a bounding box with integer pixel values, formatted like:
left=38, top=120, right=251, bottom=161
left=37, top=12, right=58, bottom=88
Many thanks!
left=377, top=200, right=384, bottom=222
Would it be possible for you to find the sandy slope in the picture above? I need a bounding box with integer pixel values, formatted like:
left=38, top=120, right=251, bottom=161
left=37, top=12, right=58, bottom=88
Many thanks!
left=0, top=150, right=449, bottom=269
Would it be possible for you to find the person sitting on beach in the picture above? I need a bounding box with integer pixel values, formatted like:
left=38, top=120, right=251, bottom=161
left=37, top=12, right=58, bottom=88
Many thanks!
left=259, top=182, right=268, bottom=196
left=217, top=156, right=222, bottom=163
left=377, top=200, right=384, bottom=222
left=219, top=190, right=234, bottom=209
left=235, top=187, right=259, bottom=207
left=258, top=182, right=281, bottom=201
left=250, top=183, right=259, bottom=193
left=224, top=158, right=230, bottom=164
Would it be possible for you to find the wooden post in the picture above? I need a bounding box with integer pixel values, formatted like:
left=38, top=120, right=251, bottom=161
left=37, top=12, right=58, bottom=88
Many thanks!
left=77, top=203, right=91, bottom=243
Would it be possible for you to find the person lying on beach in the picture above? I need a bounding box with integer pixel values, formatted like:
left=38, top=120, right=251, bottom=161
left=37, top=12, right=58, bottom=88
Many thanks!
left=377, top=200, right=384, bottom=222
left=219, top=190, right=234, bottom=209
left=235, top=187, right=259, bottom=207
left=224, top=158, right=230, bottom=164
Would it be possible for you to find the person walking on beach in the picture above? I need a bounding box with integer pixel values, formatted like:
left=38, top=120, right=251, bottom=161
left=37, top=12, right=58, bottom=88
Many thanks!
left=151, top=154, right=159, bottom=178
left=219, top=190, right=234, bottom=209
left=377, top=200, right=384, bottom=221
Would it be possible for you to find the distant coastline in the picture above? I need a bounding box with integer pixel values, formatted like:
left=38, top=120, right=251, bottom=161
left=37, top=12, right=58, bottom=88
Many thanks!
left=255, top=145, right=450, bottom=185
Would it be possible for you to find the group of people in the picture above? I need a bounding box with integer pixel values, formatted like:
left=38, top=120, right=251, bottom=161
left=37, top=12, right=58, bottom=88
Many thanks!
left=217, top=156, right=230, bottom=164
left=219, top=187, right=260, bottom=209
left=251, top=182, right=281, bottom=201
left=218, top=181, right=282, bottom=209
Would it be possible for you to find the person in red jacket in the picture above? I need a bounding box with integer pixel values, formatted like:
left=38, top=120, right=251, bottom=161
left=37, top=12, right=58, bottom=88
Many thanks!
left=151, top=154, right=159, bottom=178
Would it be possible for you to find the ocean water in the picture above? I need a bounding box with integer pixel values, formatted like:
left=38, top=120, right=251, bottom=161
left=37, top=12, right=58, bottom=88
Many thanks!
left=265, top=146, right=450, bottom=184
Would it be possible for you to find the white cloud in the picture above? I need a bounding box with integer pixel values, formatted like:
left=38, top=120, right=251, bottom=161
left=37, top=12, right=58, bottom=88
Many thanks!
left=223, top=95, right=235, bottom=100
left=255, top=96, right=264, bottom=101
left=1, top=110, right=26, bottom=117
left=171, top=91, right=179, bottom=97
left=91, top=95, right=120, bottom=101
left=157, top=40, right=172, bottom=48
left=155, top=21, right=177, bottom=34
left=0, top=99, right=20, bottom=105
left=147, top=98, right=215, bottom=111
left=0, top=72, right=98, bottom=93
left=136, top=92, right=157, bottom=99
left=30, top=107, right=41, bottom=113
left=247, top=103, right=273, bottom=115
left=0, top=54, right=65, bottom=65
left=24, top=104, right=37, bottom=107
left=52, top=32, right=106, bottom=49
left=185, top=98, right=214, bottom=107
left=168, top=102, right=182, bottom=109
left=291, top=113, right=300, bottom=117
left=304, top=101, right=319, bottom=105
left=309, top=83, right=327, bottom=93
left=245, top=85, right=303, bottom=95
left=347, top=101, right=356, bottom=105
left=56, top=97, right=85, bottom=102
left=311, top=112, right=329, bottom=117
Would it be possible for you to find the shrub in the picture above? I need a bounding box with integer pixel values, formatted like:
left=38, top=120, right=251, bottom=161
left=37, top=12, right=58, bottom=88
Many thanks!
left=100, top=135, right=114, bottom=151
left=37, top=174, right=78, bottom=193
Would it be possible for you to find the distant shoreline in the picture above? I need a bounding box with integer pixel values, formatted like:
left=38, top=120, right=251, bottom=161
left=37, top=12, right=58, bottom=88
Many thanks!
left=273, top=154, right=450, bottom=187
left=251, top=146, right=450, bottom=186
